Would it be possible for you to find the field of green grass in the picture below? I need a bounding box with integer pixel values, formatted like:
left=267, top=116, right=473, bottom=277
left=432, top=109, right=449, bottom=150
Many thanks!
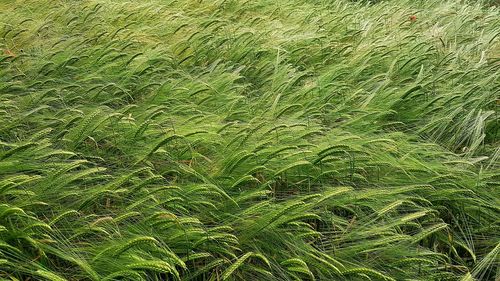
left=0, top=0, right=499, bottom=280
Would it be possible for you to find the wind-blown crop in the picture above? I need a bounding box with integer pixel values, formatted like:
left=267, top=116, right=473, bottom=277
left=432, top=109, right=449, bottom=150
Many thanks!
left=0, top=0, right=498, bottom=280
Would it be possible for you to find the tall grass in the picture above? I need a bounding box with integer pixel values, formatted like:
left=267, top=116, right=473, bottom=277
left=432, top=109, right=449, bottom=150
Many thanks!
left=0, top=0, right=498, bottom=280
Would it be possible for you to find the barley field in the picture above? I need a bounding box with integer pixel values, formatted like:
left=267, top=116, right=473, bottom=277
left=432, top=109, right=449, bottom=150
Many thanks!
left=0, top=0, right=499, bottom=280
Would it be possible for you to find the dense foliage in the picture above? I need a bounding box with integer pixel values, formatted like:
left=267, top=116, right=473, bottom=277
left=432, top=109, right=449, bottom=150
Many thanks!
left=0, top=0, right=499, bottom=280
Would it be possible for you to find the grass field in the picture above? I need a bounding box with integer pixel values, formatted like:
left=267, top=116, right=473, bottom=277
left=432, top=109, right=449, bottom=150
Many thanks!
left=0, top=0, right=499, bottom=280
